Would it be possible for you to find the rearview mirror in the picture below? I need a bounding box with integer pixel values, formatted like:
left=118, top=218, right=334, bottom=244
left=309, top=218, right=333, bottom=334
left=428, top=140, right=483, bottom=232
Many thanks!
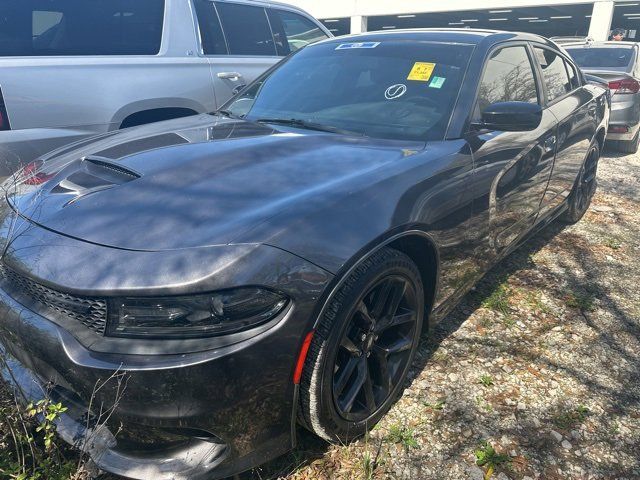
left=475, top=101, right=542, bottom=132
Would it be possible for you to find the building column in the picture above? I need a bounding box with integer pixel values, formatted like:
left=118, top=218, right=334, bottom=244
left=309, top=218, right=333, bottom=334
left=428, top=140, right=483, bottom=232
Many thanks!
left=588, top=1, right=615, bottom=41
left=350, top=15, right=368, bottom=34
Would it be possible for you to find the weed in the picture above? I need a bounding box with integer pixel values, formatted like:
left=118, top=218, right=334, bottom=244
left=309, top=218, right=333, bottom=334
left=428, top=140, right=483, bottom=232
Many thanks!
left=387, top=425, right=419, bottom=450
left=603, top=237, right=622, bottom=250
left=553, top=405, right=590, bottom=430
left=474, top=440, right=510, bottom=477
left=566, top=292, right=596, bottom=312
left=482, top=281, right=511, bottom=316
left=479, top=375, right=494, bottom=387
left=423, top=399, right=446, bottom=411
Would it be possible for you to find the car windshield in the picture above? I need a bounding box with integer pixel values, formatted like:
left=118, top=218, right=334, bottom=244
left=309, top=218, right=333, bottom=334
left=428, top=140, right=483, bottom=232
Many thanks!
left=566, top=47, right=634, bottom=69
left=223, top=40, right=474, bottom=142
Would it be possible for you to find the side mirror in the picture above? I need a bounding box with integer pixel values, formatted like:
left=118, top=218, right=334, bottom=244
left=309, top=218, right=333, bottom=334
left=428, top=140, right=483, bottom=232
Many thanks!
left=475, top=101, right=543, bottom=132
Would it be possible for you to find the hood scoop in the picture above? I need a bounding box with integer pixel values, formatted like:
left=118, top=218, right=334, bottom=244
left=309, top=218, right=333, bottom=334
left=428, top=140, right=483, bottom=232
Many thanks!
left=51, top=156, right=141, bottom=201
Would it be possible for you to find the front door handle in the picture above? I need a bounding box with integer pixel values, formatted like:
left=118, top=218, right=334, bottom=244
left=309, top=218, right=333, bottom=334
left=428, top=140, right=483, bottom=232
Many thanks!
left=217, top=72, right=243, bottom=81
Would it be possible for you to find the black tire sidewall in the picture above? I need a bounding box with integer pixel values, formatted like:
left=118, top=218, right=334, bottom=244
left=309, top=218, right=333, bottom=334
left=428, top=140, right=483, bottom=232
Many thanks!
left=300, top=248, right=424, bottom=442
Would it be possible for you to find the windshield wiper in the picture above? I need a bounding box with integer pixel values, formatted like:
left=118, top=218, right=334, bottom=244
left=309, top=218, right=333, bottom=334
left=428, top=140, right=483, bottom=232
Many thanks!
left=254, top=118, right=365, bottom=137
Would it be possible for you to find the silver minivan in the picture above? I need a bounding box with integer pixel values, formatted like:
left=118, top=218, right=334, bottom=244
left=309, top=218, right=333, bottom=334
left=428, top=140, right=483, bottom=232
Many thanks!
left=0, top=0, right=331, bottom=175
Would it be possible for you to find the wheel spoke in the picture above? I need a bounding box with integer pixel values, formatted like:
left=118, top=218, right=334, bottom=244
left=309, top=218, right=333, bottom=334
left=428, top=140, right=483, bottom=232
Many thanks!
left=363, top=362, right=377, bottom=411
left=370, top=279, right=393, bottom=320
left=334, top=355, right=360, bottom=396
left=372, top=346, right=392, bottom=396
left=384, top=279, right=407, bottom=319
left=356, top=301, right=375, bottom=327
left=380, top=335, right=413, bottom=355
left=340, top=334, right=360, bottom=356
left=377, top=309, right=416, bottom=332
left=339, top=357, right=367, bottom=413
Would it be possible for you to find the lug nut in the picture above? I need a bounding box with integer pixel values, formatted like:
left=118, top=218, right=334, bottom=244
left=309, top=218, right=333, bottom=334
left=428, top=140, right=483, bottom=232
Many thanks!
left=361, top=333, right=367, bottom=341
left=366, top=352, right=371, bottom=358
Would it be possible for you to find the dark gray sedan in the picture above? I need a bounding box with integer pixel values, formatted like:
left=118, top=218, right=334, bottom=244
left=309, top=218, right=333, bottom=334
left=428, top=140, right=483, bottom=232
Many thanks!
left=0, top=30, right=608, bottom=479
left=565, top=41, right=640, bottom=152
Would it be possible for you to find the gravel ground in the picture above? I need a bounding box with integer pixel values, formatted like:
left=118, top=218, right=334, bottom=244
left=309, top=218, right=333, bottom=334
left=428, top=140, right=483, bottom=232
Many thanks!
left=244, top=147, right=640, bottom=480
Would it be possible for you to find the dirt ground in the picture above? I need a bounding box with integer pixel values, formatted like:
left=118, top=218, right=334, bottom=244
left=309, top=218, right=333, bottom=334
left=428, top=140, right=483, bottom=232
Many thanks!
left=244, top=147, right=640, bottom=480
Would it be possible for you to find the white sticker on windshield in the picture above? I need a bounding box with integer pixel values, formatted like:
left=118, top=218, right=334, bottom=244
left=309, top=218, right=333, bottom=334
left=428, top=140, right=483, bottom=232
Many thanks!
left=335, top=42, right=380, bottom=50
left=385, top=84, right=407, bottom=100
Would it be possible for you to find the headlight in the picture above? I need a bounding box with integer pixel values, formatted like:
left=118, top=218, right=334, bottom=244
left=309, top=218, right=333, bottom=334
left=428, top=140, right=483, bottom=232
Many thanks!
left=106, top=288, right=288, bottom=339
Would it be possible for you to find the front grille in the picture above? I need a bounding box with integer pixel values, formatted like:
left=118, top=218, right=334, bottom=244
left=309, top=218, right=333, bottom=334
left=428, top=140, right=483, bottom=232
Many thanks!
left=0, top=264, right=107, bottom=335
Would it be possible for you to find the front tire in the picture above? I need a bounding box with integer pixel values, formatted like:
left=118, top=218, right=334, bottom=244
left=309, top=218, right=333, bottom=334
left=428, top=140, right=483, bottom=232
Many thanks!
left=299, top=248, right=424, bottom=443
left=559, top=143, right=599, bottom=224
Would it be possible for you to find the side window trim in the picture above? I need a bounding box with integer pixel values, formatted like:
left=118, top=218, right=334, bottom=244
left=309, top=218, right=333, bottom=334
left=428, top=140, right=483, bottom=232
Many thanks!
left=471, top=41, right=541, bottom=123
left=211, top=2, right=230, bottom=55
left=531, top=43, right=579, bottom=107
left=207, top=1, right=280, bottom=58
left=263, top=6, right=281, bottom=57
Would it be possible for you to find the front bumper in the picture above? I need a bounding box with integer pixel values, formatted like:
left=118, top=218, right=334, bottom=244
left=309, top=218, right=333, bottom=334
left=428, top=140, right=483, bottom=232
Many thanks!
left=0, top=219, right=332, bottom=479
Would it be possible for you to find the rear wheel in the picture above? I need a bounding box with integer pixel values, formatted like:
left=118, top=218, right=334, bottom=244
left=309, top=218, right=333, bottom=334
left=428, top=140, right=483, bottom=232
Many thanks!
left=299, top=248, right=424, bottom=442
left=615, top=129, right=640, bottom=154
left=559, top=143, right=599, bottom=224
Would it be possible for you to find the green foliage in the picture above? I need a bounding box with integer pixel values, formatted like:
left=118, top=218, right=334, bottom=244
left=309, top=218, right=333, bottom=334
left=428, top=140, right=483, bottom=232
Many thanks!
left=566, top=292, right=596, bottom=312
left=479, top=375, right=494, bottom=387
left=423, top=399, right=446, bottom=411
left=0, top=397, right=79, bottom=480
left=553, top=405, right=590, bottom=430
left=387, top=425, right=419, bottom=450
left=482, top=281, right=511, bottom=316
left=474, top=440, right=510, bottom=469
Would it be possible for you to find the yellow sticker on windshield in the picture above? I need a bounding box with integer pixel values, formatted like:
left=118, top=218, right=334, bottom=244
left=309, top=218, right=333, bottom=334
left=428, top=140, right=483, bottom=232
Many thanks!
left=407, top=62, right=436, bottom=82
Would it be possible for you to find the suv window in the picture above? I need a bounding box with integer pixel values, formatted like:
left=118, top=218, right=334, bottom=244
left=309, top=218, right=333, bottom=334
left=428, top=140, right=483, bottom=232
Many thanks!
left=476, top=46, right=539, bottom=116
left=267, top=9, right=328, bottom=56
left=194, top=0, right=227, bottom=55
left=0, top=0, right=165, bottom=56
left=214, top=2, right=276, bottom=56
left=534, top=47, right=571, bottom=102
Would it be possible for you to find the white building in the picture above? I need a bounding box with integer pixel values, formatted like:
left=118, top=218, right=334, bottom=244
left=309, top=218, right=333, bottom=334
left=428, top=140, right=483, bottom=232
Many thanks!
left=283, top=0, right=640, bottom=42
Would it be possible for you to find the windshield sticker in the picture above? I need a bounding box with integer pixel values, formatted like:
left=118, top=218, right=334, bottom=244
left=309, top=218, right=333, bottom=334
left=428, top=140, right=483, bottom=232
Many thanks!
left=407, top=62, right=436, bottom=82
left=384, top=84, right=407, bottom=100
left=335, top=42, right=380, bottom=50
left=429, top=76, right=446, bottom=89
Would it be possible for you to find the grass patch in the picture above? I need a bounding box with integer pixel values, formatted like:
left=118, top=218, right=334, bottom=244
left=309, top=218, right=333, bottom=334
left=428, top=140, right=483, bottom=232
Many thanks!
left=566, top=292, right=596, bottom=312
left=387, top=425, right=419, bottom=450
left=479, top=375, right=494, bottom=387
left=482, top=281, right=511, bottom=316
left=423, top=399, right=446, bottom=411
left=553, top=405, right=590, bottom=430
left=603, top=237, right=622, bottom=250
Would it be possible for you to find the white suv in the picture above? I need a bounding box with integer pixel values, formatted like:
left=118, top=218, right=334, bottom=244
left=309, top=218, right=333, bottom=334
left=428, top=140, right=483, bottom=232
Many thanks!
left=0, top=0, right=330, bottom=175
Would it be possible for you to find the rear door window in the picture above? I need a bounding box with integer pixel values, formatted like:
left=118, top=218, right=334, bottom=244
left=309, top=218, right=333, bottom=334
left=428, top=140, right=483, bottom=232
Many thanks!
left=193, top=0, right=227, bottom=55
left=266, top=9, right=328, bottom=56
left=534, top=47, right=571, bottom=102
left=214, top=2, right=276, bottom=56
left=0, top=0, right=165, bottom=56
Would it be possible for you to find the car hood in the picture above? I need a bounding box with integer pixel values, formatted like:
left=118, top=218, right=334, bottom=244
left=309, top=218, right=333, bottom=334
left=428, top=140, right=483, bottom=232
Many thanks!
left=5, top=114, right=423, bottom=251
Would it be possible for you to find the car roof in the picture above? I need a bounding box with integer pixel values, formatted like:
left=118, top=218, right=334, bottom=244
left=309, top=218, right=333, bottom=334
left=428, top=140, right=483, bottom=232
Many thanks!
left=314, top=28, right=557, bottom=48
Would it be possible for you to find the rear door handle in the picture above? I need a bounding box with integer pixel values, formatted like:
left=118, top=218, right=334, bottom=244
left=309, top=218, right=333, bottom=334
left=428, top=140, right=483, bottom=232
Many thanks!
left=217, top=72, right=243, bottom=81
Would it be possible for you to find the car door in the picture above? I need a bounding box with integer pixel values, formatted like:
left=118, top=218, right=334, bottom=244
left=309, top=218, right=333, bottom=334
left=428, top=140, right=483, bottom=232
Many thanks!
left=466, top=43, right=557, bottom=258
left=532, top=46, right=598, bottom=216
left=193, top=0, right=282, bottom=107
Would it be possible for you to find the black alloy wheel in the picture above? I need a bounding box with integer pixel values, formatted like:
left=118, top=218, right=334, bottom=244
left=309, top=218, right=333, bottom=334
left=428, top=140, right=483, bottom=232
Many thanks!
left=332, top=275, right=418, bottom=421
left=561, top=143, right=599, bottom=224
left=299, top=247, right=424, bottom=442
